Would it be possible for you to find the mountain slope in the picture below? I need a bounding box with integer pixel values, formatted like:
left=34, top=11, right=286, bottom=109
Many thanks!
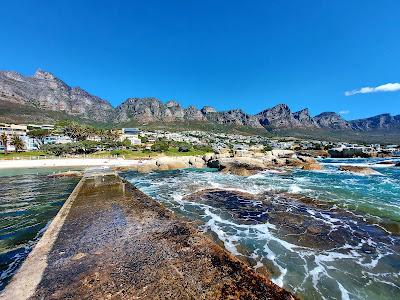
left=0, top=69, right=114, bottom=122
left=350, top=114, right=400, bottom=131
left=0, top=69, right=399, bottom=142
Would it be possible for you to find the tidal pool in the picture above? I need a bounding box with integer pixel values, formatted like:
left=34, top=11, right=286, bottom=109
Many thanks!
left=0, top=168, right=80, bottom=291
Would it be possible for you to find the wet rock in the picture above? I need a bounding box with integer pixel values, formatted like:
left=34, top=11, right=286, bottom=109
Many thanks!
left=211, top=157, right=267, bottom=176
left=376, top=160, right=395, bottom=165
left=184, top=189, right=399, bottom=252
left=302, top=163, right=322, bottom=171
left=137, top=162, right=158, bottom=173
left=297, top=155, right=317, bottom=164
left=339, top=165, right=382, bottom=175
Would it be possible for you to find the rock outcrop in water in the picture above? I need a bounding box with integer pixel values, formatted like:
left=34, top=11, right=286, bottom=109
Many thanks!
left=338, top=165, right=382, bottom=175
left=206, top=152, right=323, bottom=175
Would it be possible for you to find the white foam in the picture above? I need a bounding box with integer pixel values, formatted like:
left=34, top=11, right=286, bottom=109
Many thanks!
left=337, top=282, right=351, bottom=300
left=289, top=184, right=303, bottom=193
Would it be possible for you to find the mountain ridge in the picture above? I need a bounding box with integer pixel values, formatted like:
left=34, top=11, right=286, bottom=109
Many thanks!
left=1, top=69, right=399, bottom=135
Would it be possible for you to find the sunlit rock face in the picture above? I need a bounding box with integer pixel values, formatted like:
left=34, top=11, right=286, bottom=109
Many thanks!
left=0, top=69, right=114, bottom=121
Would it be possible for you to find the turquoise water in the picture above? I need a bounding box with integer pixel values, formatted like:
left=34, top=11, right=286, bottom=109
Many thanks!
left=122, top=158, right=400, bottom=300
left=0, top=168, right=80, bottom=291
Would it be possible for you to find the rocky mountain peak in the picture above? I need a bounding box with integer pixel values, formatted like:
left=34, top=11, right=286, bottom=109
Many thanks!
left=271, top=103, right=291, bottom=112
left=0, top=69, right=113, bottom=122
left=201, top=106, right=217, bottom=114
left=166, top=100, right=180, bottom=108
left=293, top=108, right=309, bottom=116
left=33, top=69, right=57, bottom=81
left=1, top=71, right=25, bottom=82
left=1, top=68, right=399, bottom=135
left=256, top=103, right=300, bottom=128
left=314, top=112, right=351, bottom=130
left=350, top=113, right=400, bottom=131
left=293, top=108, right=317, bottom=128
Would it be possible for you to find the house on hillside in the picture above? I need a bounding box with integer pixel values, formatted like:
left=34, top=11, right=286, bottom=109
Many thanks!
left=120, top=128, right=142, bottom=145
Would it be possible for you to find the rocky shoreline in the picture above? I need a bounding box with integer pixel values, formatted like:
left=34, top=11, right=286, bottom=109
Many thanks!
left=111, top=149, right=324, bottom=175
left=45, top=149, right=399, bottom=178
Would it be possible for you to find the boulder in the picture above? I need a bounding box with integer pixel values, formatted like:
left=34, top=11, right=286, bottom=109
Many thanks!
left=209, top=157, right=267, bottom=176
left=339, top=165, right=382, bottom=175
left=271, top=158, right=287, bottom=166
left=395, top=162, right=400, bottom=167
left=221, top=165, right=262, bottom=176
left=112, top=165, right=139, bottom=172
left=271, top=150, right=294, bottom=157
left=157, top=164, right=171, bottom=171
left=207, top=159, right=221, bottom=169
left=285, top=158, right=304, bottom=167
left=219, top=161, right=265, bottom=176
left=302, top=163, right=322, bottom=171
left=213, top=153, right=232, bottom=159
left=297, top=155, right=317, bottom=164
left=233, top=150, right=252, bottom=157
left=203, top=153, right=214, bottom=163
left=137, top=163, right=158, bottom=173
left=155, top=157, right=190, bottom=171
left=189, top=157, right=205, bottom=168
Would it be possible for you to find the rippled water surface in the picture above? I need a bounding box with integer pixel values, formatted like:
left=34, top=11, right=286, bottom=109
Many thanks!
left=122, top=158, right=400, bottom=300
left=0, top=168, right=79, bottom=291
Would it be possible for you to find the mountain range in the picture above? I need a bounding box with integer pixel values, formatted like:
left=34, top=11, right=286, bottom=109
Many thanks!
left=1, top=69, right=399, bottom=139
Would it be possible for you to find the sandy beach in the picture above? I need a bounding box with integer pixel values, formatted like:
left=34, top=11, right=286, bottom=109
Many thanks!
left=0, top=158, right=143, bottom=170
left=0, top=155, right=209, bottom=171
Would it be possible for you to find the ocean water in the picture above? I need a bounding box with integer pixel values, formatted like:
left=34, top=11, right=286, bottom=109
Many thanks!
left=0, top=168, right=80, bottom=291
left=122, top=158, right=400, bottom=300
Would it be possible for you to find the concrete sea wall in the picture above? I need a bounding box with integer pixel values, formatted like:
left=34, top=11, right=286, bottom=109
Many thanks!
left=1, top=168, right=295, bottom=300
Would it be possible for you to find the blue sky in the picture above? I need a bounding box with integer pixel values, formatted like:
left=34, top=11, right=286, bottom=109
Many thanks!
left=1, top=0, right=399, bottom=119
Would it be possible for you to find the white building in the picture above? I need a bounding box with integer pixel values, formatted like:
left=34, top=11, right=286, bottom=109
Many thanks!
left=21, top=136, right=40, bottom=151
left=43, top=135, right=73, bottom=145
left=0, top=123, right=28, bottom=152
left=27, top=124, right=55, bottom=131
left=120, top=128, right=141, bottom=145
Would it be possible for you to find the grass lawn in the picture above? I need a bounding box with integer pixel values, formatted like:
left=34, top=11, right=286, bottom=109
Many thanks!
left=89, top=150, right=160, bottom=159
left=0, top=151, right=47, bottom=160
left=0, top=149, right=212, bottom=160
left=89, top=148, right=211, bottom=159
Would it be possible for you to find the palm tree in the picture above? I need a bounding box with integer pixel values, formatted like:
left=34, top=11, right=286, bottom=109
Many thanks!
left=63, top=122, right=94, bottom=141
left=10, top=135, right=25, bottom=153
left=0, top=132, right=8, bottom=154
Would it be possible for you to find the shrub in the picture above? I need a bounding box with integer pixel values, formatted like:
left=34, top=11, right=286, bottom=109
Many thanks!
left=178, top=145, right=190, bottom=152
left=263, top=145, right=273, bottom=152
left=193, top=145, right=213, bottom=153
left=151, top=141, right=169, bottom=152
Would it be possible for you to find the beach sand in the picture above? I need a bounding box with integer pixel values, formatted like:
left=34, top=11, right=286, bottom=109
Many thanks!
left=0, top=158, right=143, bottom=169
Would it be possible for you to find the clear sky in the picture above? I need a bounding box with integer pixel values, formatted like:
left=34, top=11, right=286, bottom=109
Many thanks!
left=1, top=0, right=399, bottom=119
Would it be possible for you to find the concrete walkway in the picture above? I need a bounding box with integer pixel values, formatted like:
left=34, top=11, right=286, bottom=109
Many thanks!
left=1, top=168, right=295, bottom=300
